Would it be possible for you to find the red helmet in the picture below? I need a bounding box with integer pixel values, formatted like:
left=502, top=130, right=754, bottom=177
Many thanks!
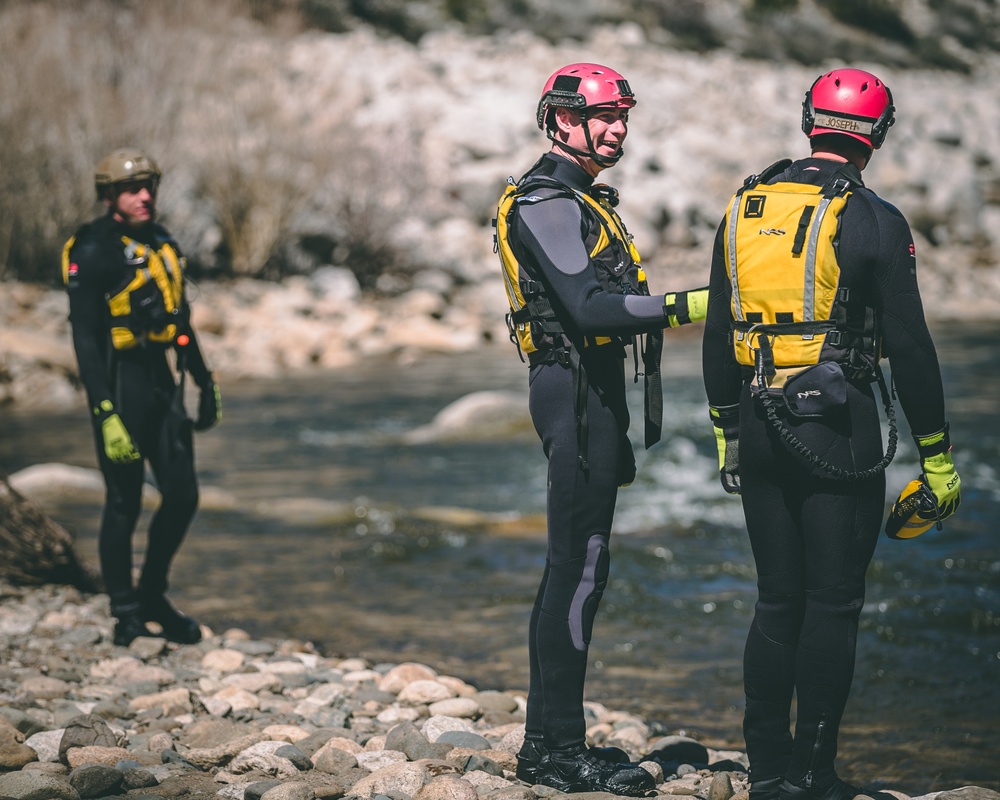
left=536, top=63, right=636, bottom=131
left=537, top=63, right=636, bottom=166
left=801, top=68, right=895, bottom=150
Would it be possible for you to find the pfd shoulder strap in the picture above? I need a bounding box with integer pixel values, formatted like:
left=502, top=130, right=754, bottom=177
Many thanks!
left=737, top=158, right=793, bottom=195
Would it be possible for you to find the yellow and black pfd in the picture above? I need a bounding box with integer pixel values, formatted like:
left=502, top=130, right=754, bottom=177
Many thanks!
left=494, top=166, right=650, bottom=363
left=723, top=159, right=880, bottom=384
left=493, top=157, right=665, bottom=470
left=62, top=232, right=186, bottom=351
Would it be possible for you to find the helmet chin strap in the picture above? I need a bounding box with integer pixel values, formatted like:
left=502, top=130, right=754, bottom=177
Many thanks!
left=547, top=109, right=624, bottom=168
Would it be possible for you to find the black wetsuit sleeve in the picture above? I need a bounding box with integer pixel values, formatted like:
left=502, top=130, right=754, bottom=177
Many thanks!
left=177, top=320, right=213, bottom=388
left=702, top=220, right=743, bottom=408
left=65, top=236, right=114, bottom=411
left=849, top=194, right=946, bottom=436
left=513, top=194, right=669, bottom=336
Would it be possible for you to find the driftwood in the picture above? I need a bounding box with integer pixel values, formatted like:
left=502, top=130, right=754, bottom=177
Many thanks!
left=0, top=469, right=101, bottom=591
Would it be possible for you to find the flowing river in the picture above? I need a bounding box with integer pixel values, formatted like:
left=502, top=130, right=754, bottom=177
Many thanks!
left=3, top=321, right=998, bottom=793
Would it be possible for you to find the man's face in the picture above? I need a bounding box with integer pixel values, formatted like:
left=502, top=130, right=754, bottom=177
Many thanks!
left=569, top=106, right=629, bottom=162
left=108, top=178, right=157, bottom=227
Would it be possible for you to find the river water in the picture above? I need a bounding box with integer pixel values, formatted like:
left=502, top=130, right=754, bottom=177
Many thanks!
left=3, top=321, right=998, bottom=793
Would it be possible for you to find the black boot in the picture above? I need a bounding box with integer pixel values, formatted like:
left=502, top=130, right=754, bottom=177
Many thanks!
left=535, top=745, right=656, bottom=797
left=517, top=740, right=633, bottom=785
left=778, top=777, right=864, bottom=800
left=750, top=776, right=785, bottom=800
left=139, top=591, right=202, bottom=644
left=112, top=603, right=155, bottom=647
left=516, top=738, right=546, bottom=784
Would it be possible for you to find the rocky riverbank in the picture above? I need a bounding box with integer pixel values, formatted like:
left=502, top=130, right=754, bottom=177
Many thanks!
left=4, top=17, right=1000, bottom=412
left=1, top=581, right=997, bottom=800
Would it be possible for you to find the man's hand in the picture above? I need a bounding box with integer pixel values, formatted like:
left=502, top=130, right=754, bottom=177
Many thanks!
left=710, top=403, right=740, bottom=495
left=664, top=287, right=709, bottom=328
left=915, top=425, right=961, bottom=521
left=193, top=380, right=221, bottom=431
left=94, top=400, right=140, bottom=464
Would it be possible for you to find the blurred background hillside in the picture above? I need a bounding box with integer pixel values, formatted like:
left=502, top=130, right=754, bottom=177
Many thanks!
left=1, top=0, right=998, bottom=285
left=2, top=0, right=1000, bottom=408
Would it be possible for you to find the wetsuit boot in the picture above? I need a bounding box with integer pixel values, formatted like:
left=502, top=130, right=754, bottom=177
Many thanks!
left=749, top=776, right=785, bottom=800
left=516, top=738, right=546, bottom=784
left=516, top=739, right=632, bottom=785
left=778, top=777, right=863, bottom=800
left=534, top=744, right=656, bottom=797
left=138, top=589, right=202, bottom=644
left=112, top=601, right=154, bottom=646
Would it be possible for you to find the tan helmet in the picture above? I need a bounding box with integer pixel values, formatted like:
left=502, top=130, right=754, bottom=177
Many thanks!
left=94, top=148, right=161, bottom=197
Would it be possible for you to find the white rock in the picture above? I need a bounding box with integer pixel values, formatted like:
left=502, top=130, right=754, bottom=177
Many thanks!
left=421, top=715, right=476, bottom=742
left=356, top=748, right=409, bottom=772
left=200, top=648, right=246, bottom=673
left=427, top=698, right=480, bottom=719
left=23, top=729, right=63, bottom=762
left=227, top=740, right=304, bottom=778
left=398, top=679, right=456, bottom=705
left=378, top=662, right=439, bottom=694
left=350, top=761, right=430, bottom=798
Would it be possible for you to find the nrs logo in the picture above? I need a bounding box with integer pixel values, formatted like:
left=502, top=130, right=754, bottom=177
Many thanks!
left=796, top=389, right=822, bottom=399
left=759, top=228, right=786, bottom=236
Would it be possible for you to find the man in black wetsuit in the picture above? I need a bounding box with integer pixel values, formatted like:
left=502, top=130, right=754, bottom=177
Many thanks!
left=496, top=63, right=709, bottom=796
left=703, top=69, right=962, bottom=800
left=63, top=148, right=221, bottom=647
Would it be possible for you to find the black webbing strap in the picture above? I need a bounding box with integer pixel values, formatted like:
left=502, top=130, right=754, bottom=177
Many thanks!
left=663, top=290, right=694, bottom=325
left=642, top=330, right=663, bottom=449
left=571, top=346, right=589, bottom=473
left=792, top=205, right=815, bottom=256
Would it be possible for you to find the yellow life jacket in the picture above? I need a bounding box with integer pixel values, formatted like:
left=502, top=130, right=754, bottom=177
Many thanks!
left=723, top=160, right=878, bottom=380
left=494, top=170, right=661, bottom=470
left=724, top=161, right=898, bottom=481
left=62, top=234, right=186, bottom=350
left=494, top=175, right=647, bottom=358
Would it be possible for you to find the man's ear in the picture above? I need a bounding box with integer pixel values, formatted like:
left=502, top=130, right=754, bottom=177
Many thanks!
left=553, top=106, right=578, bottom=135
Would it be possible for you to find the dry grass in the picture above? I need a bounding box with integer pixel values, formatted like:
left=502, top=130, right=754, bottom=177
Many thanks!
left=0, top=0, right=420, bottom=284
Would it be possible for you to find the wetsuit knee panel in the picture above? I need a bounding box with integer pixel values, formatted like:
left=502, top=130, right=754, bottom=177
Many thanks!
left=753, top=588, right=806, bottom=645
left=541, top=536, right=610, bottom=651
left=807, top=571, right=866, bottom=606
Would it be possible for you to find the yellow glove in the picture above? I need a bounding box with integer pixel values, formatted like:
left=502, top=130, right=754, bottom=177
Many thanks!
left=664, top=287, right=709, bottom=328
left=94, top=400, right=140, bottom=464
left=915, top=426, right=961, bottom=521
left=710, top=404, right=740, bottom=495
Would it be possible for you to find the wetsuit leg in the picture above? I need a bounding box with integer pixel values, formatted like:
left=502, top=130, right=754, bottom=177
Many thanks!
left=524, top=351, right=628, bottom=752
left=95, top=359, right=158, bottom=612
left=739, top=381, right=885, bottom=786
left=140, top=400, right=199, bottom=597
left=95, top=437, right=147, bottom=611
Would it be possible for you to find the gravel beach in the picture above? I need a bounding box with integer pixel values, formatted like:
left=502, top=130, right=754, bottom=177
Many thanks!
left=2, top=581, right=998, bottom=800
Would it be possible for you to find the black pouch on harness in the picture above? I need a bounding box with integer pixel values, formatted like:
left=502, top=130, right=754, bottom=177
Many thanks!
left=781, top=361, right=847, bottom=418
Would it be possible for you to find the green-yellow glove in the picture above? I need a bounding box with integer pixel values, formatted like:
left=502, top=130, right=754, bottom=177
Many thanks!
left=93, top=400, right=140, bottom=464
left=664, top=287, right=709, bottom=328
left=710, top=403, right=740, bottom=495
left=915, top=425, right=961, bottom=521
